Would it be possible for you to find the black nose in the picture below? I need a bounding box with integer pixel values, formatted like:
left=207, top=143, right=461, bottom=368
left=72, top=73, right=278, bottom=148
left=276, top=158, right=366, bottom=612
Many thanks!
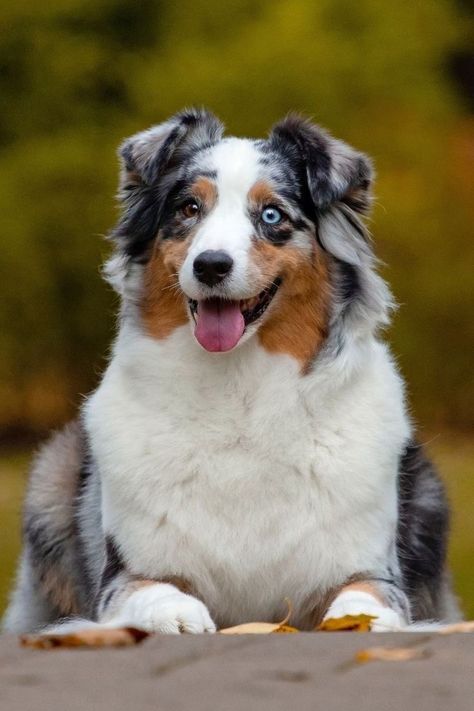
left=193, top=250, right=234, bottom=287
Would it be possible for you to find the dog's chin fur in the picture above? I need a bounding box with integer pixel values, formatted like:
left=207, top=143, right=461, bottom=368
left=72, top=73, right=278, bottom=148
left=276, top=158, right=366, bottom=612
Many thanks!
left=2, top=110, right=460, bottom=636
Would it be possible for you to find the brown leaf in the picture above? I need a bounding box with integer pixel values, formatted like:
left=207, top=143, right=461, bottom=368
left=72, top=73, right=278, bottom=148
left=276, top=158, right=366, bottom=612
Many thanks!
left=20, top=626, right=149, bottom=650
left=317, top=613, right=376, bottom=632
left=355, top=646, right=428, bottom=663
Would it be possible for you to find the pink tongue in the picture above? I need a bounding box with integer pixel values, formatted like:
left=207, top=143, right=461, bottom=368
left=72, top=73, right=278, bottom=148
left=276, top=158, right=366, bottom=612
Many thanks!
left=194, top=299, right=245, bottom=352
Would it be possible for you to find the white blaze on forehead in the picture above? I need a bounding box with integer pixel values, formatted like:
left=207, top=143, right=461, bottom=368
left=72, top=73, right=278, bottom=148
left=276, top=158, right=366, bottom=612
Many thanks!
left=210, top=137, right=262, bottom=197
left=179, top=138, right=263, bottom=299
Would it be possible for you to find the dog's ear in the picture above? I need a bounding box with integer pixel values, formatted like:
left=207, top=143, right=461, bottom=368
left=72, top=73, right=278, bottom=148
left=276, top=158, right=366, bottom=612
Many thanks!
left=270, top=115, right=374, bottom=267
left=119, top=108, right=223, bottom=190
left=113, top=108, right=224, bottom=258
left=269, top=114, right=373, bottom=215
left=270, top=114, right=373, bottom=213
left=270, top=115, right=393, bottom=332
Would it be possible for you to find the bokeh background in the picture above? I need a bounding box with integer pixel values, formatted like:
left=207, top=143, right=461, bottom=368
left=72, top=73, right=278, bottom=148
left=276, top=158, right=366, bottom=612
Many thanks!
left=0, top=0, right=473, bottom=617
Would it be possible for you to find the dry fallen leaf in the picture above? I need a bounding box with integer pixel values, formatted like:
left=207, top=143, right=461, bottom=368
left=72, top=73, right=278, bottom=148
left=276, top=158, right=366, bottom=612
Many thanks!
left=219, top=621, right=298, bottom=635
left=219, top=599, right=298, bottom=634
left=20, top=626, right=149, bottom=650
left=317, top=614, right=376, bottom=632
left=355, top=646, right=428, bottom=663
left=438, top=621, right=474, bottom=634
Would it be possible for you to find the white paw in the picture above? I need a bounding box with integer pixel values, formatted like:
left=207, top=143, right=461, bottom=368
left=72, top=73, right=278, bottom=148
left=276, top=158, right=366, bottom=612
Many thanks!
left=323, top=590, right=405, bottom=632
left=106, top=584, right=216, bottom=634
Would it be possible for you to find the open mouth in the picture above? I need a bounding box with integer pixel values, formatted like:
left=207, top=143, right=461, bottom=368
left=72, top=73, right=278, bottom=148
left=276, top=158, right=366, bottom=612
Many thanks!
left=188, top=278, right=281, bottom=352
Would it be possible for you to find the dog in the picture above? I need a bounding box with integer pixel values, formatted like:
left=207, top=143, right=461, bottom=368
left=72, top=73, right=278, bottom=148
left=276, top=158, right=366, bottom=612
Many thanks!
left=3, top=109, right=460, bottom=635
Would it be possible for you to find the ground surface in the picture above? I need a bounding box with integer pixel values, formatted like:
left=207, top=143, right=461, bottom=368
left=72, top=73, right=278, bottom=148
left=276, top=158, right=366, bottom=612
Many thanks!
left=1, top=632, right=473, bottom=711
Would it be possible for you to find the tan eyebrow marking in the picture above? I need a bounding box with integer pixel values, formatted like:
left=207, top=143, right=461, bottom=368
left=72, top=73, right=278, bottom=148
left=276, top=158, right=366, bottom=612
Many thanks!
left=190, top=176, right=217, bottom=210
left=247, top=179, right=279, bottom=206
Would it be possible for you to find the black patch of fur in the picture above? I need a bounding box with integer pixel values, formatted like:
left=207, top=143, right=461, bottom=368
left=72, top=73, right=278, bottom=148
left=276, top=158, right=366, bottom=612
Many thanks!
left=259, top=139, right=317, bottom=225
left=258, top=221, right=295, bottom=245
left=93, top=536, right=126, bottom=617
left=102, top=536, right=125, bottom=590
left=336, top=261, right=360, bottom=303
left=269, top=114, right=334, bottom=210
left=397, top=440, right=450, bottom=620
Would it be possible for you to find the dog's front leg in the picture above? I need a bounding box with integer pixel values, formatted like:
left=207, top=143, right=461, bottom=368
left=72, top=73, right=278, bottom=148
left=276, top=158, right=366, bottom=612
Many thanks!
left=322, top=577, right=411, bottom=632
left=95, top=537, right=216, bottom=634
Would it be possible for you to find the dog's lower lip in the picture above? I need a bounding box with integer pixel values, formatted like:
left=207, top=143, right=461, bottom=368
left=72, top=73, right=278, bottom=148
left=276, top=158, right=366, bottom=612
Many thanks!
left=188, top=278, right=281, bottom=328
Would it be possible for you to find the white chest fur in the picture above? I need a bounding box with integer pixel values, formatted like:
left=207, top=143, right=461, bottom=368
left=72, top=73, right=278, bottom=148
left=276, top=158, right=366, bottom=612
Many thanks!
left=84, top=324, right=410, bottom=628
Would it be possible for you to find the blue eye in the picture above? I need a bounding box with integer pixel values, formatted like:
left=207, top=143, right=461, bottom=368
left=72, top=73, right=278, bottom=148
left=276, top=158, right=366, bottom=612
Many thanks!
left=261, top=206, right=282, bottom=225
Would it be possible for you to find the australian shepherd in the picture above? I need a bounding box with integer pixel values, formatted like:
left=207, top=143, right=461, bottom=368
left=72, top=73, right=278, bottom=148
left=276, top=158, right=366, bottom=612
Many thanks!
left=3, top=109, right=460, bottom=635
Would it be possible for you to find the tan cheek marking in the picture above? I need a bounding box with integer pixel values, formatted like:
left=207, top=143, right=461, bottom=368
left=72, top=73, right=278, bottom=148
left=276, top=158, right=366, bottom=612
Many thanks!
left=191, top=177, right=217, bottom=210
left=253, top=242, right=331, bottom=371
left=140, top=239, right=189, bottom=340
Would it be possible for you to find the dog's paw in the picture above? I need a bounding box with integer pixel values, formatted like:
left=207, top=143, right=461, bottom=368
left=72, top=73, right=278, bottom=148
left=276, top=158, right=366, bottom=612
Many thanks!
left=323, top=590, right=405, bottom=632
left=106, top=583, right=216, bottom=634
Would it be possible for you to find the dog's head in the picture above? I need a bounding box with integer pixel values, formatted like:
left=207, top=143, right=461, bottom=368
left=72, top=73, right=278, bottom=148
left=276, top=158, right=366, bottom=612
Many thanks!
left=108, top=109, right=392, bottom=367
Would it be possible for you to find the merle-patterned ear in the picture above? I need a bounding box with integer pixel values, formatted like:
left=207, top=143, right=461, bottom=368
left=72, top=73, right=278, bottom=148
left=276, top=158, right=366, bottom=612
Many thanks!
left=269, top=114, right=373, bottom=215
left=113, top=108, right=224, bottom=258
left=270, top=115, right=393, bottom=333
left=119, top=108, right=223, bottom=189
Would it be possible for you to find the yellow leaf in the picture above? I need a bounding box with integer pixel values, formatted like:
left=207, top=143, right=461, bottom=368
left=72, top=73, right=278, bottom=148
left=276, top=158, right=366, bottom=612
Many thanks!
left=274, top=624, right=299, bottom=633
left=355, top=646, right=428, bottom=663
left=20, top=626, right=149, bottom=650
left=317, top=613, right=376, bottom=632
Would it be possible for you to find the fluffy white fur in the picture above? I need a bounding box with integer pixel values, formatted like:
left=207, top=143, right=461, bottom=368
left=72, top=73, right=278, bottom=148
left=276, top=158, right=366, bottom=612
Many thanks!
left=102, top=583, right=216, bottom=633
left=85, top=321, right=409, bottom=630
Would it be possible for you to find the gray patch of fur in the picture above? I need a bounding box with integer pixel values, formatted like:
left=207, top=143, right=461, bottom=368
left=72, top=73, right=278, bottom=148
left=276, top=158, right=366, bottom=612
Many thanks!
left=2, top=422, right=86, bottom=633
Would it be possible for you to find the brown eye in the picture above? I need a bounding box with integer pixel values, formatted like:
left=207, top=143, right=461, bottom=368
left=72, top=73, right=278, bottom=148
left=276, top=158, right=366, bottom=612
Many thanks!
left=180, top=200, right=200, bottom=219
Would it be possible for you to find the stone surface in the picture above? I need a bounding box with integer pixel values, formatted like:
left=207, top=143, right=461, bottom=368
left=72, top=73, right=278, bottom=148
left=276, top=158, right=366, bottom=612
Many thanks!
left=1, top=632, right=473, bottom=711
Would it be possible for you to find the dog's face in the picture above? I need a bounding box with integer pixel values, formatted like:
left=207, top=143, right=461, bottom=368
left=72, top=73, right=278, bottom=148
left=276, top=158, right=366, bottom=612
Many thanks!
left=153, top=136, right=328, bottom=356
left=111, top=110, right=381, bottom=367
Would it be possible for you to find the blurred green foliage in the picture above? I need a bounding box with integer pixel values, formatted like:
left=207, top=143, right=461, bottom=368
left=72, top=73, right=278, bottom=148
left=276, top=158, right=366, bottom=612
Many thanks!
left=0, top=0, right=473, bottom=435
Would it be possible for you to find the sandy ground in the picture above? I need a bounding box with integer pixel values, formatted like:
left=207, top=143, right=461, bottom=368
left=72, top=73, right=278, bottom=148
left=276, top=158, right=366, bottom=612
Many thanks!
left=1, top=632, right=473, bottom=711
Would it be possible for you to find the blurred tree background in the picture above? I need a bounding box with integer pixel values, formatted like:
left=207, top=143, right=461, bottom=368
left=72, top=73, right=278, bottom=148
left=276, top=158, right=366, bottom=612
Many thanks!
left=0, top=0, right=473, bottom=614
left=0, top=0, right=473, bottom=437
